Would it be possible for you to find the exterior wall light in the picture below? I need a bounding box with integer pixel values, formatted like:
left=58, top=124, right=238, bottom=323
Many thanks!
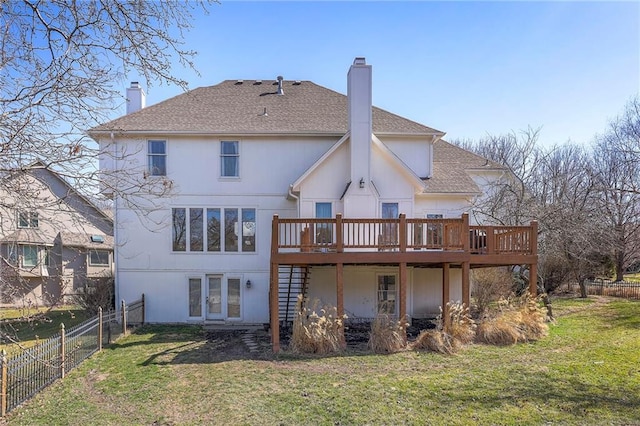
left=246, top=279, right=252, bottom=288
left=359, top=178, right=365, bottom=188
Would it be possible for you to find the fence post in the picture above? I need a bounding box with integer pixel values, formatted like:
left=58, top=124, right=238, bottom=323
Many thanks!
left=98, top=307, right=103, bottom=352
left=60, top=323, right=66, bottom=379
left=1, top=349, right=7, bottom=417
left=141, top=293, right=145, bottom=326
left=121, top=300, right=127, bottom=335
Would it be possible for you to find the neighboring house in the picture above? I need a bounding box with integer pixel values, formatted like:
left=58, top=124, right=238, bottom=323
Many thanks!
left=90, top=58, right=537, bottom=349
left=0, top=162, right=114, bottom=306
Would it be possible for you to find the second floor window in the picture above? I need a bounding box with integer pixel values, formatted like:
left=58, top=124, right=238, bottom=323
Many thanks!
left=89, top=250, right=110, bottom=266
left=148, top=140, right=167, bottom=176
left=173, top=207, right=255, bottom=253
left=220, top=141, right=239, bottom=177
left=18, top=211, right=38, bottom=228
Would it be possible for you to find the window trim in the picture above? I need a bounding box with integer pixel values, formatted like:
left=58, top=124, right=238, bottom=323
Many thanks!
left=172, top=206, right=256, bottom=254
left=88, top=249, right=110, bottom=267
left=17, top=211, right=39, bottom=229
left=376, top=273, right=398, bottom=316
left=220, top=140, right=240, bottom=178
left=147, top=139, right=167, bottom=177
left=21, top=244, right=39, bottom=268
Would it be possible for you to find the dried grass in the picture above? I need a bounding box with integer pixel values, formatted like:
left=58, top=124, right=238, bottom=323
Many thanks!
left=290, top=296, right=346, bottom=354
left=368, top=313, right=408, bottom=354
left=412, top=302, right=475, bottom=354
left=476, top=294, right=549, bottom=345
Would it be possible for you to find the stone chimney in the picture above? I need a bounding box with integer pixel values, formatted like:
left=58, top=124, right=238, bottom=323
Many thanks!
left=126, top=81, right=146, bottom=114
left=347, top=57, right=372, bottom=191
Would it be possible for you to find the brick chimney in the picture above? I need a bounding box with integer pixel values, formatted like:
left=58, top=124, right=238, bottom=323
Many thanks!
left=126, top=82, right=146, bottom=114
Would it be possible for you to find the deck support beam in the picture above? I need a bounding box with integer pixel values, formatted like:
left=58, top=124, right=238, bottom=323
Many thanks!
left=442, top=263, right=450, bottom=329
left=270, top=262, right=280, bottom=353
left=336, top=263, right=345, bottom=347
left=399, top=262, right=407, bottom=341
left=462, top=261, right=470, bottom=308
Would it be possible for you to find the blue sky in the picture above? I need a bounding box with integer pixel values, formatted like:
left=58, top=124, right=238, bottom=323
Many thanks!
left=128, top=1, right=639, bottom=147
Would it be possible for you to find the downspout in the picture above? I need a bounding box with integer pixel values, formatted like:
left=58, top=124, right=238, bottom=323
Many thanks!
left=288, top=184, right=300, bottom=217
left=111, top=132, right=120, bottom=317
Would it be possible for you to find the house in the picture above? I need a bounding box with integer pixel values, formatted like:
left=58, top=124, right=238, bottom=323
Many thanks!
left=90, top=58, right=537, bottom=350
left=0, top=162, right=114, bottom=306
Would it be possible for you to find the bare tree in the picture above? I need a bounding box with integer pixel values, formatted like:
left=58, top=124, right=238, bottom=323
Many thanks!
left=0, top=1, right=214, bottom=331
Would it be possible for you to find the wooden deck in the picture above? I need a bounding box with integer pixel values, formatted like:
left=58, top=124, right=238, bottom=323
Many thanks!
left=269, top=213, right=538, bottom=352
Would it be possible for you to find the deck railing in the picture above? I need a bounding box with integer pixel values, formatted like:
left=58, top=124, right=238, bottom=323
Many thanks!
left=273, top=214, right=537, bottom=256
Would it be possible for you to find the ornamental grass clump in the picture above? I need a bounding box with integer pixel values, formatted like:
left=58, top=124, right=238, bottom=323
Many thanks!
left=412, top=302, right=475, bottom=355
left=368, top=312, right=408, bottom=354
left=476, top=294, right=549, bottom=345
left=290, top=295, right=346, bottom=354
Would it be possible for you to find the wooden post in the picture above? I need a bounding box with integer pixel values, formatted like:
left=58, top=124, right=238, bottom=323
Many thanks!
left=336, top=214, right=343, bottom=253
left=270, top=214, right=281, bottom=353
left=121, top=300, right=127, bottom=336
left=398, top=214, right=406, bottom=252
left=442, top=263, right=450, bottom=330
left=399, top=262, right=407, bottom=343
left=529, top=220, right=538, bottom=297
left=462, top=213, right=470, bottom=252
left=1, top=350, right=7, bottom=417
left=60, top=323, right=66, bottom=379
left=141, top=293, right=145, bottom=326
left=270, top=262, right=280, bottom=353
left=462, top=262, right=470, bottom=308
left=485, top=226, right=495, bottom=254
left=98, top=307, right=103, bottom=352
left=336, top=263, right=345, bottom=348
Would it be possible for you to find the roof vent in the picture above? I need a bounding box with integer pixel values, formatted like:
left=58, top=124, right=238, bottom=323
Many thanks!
left=293, top=80, right=301, bottom=85
left=276, top=76, right=284, bottom=95
left=258, top=107, right=268, bottom=117
left=254, top=80, right=262, bottom=85
left=235, top=80, right=243, bottom=85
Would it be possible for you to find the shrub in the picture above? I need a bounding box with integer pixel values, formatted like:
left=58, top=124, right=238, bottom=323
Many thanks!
left=412, top=302, right=475, bottom=354
left=290, top=296, right=346, bottom=354
left=471, top=267, right=514, bottom=316
left=73, top=276, right=114, bottom=314
left=476, top=294, right=548, bottom=345
left=368, top=313, right=408, bottom=354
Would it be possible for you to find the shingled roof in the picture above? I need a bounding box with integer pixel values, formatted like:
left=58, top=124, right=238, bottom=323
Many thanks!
left=423, top=140, right=506, bottom=194
left=90, top=80, right=443, bottom=136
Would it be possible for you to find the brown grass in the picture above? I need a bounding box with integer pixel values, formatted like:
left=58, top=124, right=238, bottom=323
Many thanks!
left=412, top=302, right=475, bottom=354
left=290, top=296, right=346, bottom=354
left=368, top=313, right=408, bottom=354
left=476, top=294, right=549, bottom=345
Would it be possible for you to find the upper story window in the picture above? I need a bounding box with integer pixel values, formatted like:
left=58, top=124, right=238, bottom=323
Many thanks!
left=17, top=211, right=38, bottom=228
left=89, top=250, right=110, bottom=266
left=148, top=140, right=167, bottom=176
left=220, top=141, right=239, bottom=177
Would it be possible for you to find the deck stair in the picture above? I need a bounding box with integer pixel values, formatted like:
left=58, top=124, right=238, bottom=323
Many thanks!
left=278, top=265, right=309, bottom=327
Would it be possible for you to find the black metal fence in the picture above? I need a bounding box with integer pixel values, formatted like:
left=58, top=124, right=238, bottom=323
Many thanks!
left=583, top=279, right=640, bottom=300
left=0, top=295, right=145, bottom=416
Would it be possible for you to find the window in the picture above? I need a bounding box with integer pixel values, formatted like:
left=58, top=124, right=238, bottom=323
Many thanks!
left=315, top=202, right=333, bottom=245
left=220, top=141, right=239, bottom=177
left=426, top=214, right=444, bottom=247
left=241, top=209, right=256, bottom=252
left=207, top=208, right=221, bottom=251
left=381, top=203, right=399, bottom=245
left=189, top=278, right=202, bottom=317
left=377, top=274, right=397, bottom=315
left=172, top=208, right=186, bottom=251
left=148, top=140, right=167, bottom=176
left=190, top=208, right=203, bottom=251
left=173, top=206, right=255, bottom=253
left=224, top=208, right=238, bottom=251
left=89, top=250, right=110, bottom=266
left=18, top=211, right=38, bottom=228
left=21, top=245, right=38, bottom=268
left=227, top=278, right=241, bottom=318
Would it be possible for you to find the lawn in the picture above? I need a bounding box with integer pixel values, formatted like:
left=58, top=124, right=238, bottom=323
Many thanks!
left=5, top=296, right=640, bottom=425
left=0, top=306, right=90, bottom=354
